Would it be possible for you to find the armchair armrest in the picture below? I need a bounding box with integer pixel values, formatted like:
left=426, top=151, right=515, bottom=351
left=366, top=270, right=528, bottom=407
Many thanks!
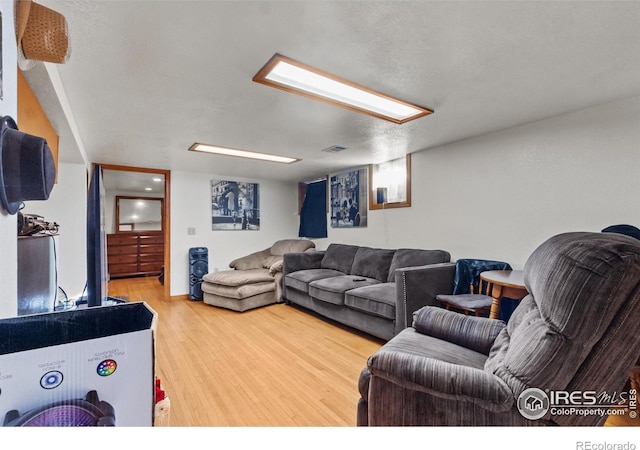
left=282, top=251, right=325, bottom=276
left=394, top=262, right=456, bottom=335
left=368, top=349, right=513, bottom=412
left=412, top=306, right=506, bottom=355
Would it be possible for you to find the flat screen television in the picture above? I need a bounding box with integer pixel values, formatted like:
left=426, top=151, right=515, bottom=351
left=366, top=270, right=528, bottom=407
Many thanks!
left=86, top=164, right=108, bottom=307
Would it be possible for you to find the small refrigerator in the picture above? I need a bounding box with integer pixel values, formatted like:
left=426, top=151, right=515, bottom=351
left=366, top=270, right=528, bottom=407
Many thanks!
left=17, top=235, right=57, bottom=316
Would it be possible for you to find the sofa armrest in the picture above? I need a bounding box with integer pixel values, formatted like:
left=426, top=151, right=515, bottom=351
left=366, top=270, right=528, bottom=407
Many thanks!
left=412, top=306, right=506, bottom=355
left=229, top=248, right=270, bottom=270
left=394, top=262, right=456, bottom=336
left=282, top=251, right=325, bottom=276
left=368, top=348, right=513, bottom=412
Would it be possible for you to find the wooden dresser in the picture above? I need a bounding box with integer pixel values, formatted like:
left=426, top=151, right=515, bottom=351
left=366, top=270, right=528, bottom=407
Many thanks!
left=107, top=231, right=164, bottom=278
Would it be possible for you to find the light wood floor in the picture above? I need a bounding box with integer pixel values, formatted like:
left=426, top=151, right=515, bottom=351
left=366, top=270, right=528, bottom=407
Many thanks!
left=108, top=276, right=384, bottom=426
left=108, top=276, right=638, bottom=427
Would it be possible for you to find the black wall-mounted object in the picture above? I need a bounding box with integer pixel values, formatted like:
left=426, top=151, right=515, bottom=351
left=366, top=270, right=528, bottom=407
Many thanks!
left=188, top=247, right=208, bottom=301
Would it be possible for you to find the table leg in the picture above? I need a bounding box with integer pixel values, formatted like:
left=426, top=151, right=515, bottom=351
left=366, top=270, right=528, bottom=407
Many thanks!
left=488, top=284, right=503, bottom=320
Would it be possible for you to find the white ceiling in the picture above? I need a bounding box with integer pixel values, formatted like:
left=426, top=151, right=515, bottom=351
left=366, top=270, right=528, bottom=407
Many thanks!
left=23, top=1, right=640, bottom=183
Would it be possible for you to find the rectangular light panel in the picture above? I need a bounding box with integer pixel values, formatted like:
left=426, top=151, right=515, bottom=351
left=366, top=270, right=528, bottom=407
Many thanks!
left=253, top=54, right=433, bottom=124
left=189, top=143, right=300, bottom=164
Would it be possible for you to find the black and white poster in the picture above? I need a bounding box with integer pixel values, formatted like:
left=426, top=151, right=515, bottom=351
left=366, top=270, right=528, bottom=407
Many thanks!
left=211, top=180, right=260, bottom=230
left=329, top=167, right=367, bottom=228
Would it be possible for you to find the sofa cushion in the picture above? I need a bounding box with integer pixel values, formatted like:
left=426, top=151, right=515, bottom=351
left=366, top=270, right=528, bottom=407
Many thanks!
left=270, top=239, right=315, bottom=256
left=321, top=243, right=360, bottom=274
left=309, top=275, right=380, bottom=306
left=387, top=248, right=451, bottom=282
left=345, top=282, right=396, bottom=320
left=351, top=247, right=396, bottom=282
left=284, top=268, right=344, bottom=293
left=201, top=280, right=274, bottom=300
left=203, top=268, right=274, bottom=287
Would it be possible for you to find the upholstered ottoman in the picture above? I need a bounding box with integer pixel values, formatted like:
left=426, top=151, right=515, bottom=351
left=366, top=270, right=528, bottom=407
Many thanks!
left=201, top=268, right=277, bottom=312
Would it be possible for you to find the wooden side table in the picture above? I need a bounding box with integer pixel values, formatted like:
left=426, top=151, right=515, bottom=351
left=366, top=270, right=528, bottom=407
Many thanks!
left=479, top=270, right=529, bottom=320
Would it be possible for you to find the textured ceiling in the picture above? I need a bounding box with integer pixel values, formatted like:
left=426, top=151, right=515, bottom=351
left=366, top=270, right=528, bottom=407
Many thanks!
left=24, top=1, right=640, bottom=183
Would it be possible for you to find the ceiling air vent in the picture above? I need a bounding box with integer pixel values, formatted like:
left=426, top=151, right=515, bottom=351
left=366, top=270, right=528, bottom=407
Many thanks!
left=322, top=145, right=347, bottom=153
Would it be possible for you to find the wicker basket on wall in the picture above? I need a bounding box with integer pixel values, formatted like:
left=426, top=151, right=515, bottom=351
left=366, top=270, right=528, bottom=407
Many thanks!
left=15, top=0, right=71, bottom=70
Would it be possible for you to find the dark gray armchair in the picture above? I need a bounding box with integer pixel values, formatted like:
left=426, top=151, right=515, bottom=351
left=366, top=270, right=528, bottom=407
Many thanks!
left=358, top=232, right=640, bottom=426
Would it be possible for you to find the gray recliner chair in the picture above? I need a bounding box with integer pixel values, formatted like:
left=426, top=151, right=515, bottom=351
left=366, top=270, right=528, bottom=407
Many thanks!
left=357, top=231, right=640, bottom=426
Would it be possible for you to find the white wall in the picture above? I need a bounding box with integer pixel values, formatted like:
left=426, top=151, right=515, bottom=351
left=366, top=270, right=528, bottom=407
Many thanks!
left=170, top=171, right=300, bottom=296
left=319, top=95, right=640, bottom=269
left=21, top=162, right=88, bottom=299
left=0, top=1, right=19, bottom=317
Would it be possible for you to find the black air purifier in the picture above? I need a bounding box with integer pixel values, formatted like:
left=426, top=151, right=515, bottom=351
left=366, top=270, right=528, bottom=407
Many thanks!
left=189, top=247, right=208, bottom=301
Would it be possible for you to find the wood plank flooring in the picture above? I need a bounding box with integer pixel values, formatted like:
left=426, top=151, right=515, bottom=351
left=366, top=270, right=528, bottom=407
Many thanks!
left=108, top=276, right=638, bottom=427
left=108, top=276, right=384, bottom=426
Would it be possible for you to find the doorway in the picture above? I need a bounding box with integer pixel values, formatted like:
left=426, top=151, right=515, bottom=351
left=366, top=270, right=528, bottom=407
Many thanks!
left=100, top=163, right=171, bottom=300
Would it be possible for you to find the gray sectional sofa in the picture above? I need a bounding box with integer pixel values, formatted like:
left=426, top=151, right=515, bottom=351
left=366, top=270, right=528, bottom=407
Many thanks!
left=282, top=243, right=456, bottom=340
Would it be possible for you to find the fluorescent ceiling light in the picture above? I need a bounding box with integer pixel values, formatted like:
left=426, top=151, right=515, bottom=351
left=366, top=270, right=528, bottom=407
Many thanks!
left=189, top=143, right=299, bottom=164
left=253, top=54, right=433, bottom=124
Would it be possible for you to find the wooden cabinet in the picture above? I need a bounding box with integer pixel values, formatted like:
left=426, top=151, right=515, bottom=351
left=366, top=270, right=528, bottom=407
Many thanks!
left=107, top=232, right=164, bottom=278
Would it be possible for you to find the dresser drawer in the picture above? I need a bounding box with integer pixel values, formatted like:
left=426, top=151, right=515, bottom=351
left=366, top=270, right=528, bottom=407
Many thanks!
left=109, top=263, right=139, bottom=275
left=139, top=253, right=164, bottom=263
left=138, top=262, right=162, bottom=273
left=139, top=244, right=164, bottom=254
left=139, top=235, right=164, bottom=245
left=108, top=254, right=138, bottom=265
left=107, top=234, right=139, bottom=246
left=107, top=245, right=138, bottom=256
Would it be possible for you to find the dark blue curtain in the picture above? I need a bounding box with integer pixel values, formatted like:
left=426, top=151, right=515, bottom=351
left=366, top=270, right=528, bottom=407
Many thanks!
left=298, top=180, right=327, bottom=239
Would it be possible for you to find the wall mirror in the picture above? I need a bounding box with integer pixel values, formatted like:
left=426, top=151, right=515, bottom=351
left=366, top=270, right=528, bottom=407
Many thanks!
left=368, top=154, right=412, bottom=210
left=116, top=196, right=164, bottom=232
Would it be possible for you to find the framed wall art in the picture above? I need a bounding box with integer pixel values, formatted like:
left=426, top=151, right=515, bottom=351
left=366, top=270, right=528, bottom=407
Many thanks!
left=329, top=167, right=367, bottom=228
left=368, top=154, right=411, bottom=210
left=211, top=180, right=260, bottom=230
